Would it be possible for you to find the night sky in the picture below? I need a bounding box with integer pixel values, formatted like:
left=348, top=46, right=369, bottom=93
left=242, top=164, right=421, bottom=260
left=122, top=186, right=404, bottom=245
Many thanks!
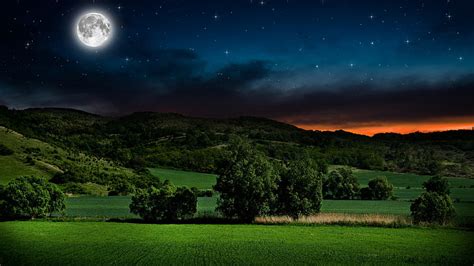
left=1, top=0, right=473, bottom=135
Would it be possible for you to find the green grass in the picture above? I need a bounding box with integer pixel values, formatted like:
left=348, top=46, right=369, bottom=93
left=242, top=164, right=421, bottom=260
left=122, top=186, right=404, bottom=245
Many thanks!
left=322, top=200, right=411, bottom=215
left=64, top=196, right=136, bottom=218
left=1, top=221, right=473, bottom=265
left=352, top=168, right=474, bottom=203
left=353, top=169, right=429, bottom=187
left=148, top=167, right=217, bottom=189
left=353, top=169, right=474, bottom=188
left=63, top=196, right=474, bottom=221
left=64, top=196, right=217, bottom=218
left=0, top=156, right=52, bottom=185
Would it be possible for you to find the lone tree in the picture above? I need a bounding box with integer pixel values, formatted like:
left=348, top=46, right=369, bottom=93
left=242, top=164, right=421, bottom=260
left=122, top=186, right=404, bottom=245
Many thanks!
left=129, top=181, right=197, bottom=222
left=411, top=176, right=455, bottom=225
left=0, top=176, right=65, bottom=219
left=276, top=158, right=323, bottom=219
left=423, top=175, right=450, bottom=195
left=361, top=177, right=393, bottom=200
left=214, top=138, right=278, bottom=222
left=323, top=168, right=360, bottom=200
left=410, top=192, right=455, bottom=225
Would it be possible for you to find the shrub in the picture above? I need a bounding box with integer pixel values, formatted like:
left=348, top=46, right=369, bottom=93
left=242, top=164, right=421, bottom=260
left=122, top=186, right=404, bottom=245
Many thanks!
left=108, top=179, right=134, bottom=196
left=51, top=171, right=78, bottom=184
left=25, top=156, right=35, bottom=165
left=276, top=158, right=323, bottom=219
left=410, top=192, right=455, bottom=225
left=214, top=138, right=278, bottom=222
left=0, top=176, right=65, bottom=219
left=423, top=176, right=450, bottom=195
left=62, top=182, right=87, bottom=194
left=191, top=187, right=213, bottom=197
left=361, top=177, right=393, bottom=200
left=323, top=168, right=360, bottom=199
left=0, top=144, right=14, bottom=156
left=129, top=182, right=197, bottom=222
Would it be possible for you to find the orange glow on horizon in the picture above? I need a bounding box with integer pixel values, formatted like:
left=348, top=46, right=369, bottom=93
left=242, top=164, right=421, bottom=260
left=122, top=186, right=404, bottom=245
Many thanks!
left=296, top=121, right=474, bottom=136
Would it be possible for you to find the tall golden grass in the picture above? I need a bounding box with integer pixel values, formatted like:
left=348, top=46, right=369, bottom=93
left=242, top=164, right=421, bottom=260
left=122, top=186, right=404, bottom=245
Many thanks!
left=255, top=213, right=412, bottom=227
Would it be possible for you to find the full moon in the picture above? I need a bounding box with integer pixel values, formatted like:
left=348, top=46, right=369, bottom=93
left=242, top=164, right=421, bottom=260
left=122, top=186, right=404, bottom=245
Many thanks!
left=76, top=12, right=112, bottom=48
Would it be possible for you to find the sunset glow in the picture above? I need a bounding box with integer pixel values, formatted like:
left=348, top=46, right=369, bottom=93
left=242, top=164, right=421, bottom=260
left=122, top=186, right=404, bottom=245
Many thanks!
left=297, top=120, right=474, bottom=136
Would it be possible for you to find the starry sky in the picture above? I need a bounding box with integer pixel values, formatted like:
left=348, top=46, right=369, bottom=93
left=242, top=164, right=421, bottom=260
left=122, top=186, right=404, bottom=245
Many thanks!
left=1, top=0, right=473, bottom=135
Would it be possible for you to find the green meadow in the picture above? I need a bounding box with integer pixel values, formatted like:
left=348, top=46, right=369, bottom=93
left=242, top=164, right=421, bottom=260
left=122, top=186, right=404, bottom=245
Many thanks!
left=1, top=222, right=473, bottom=265
left=148, top=167, right=217, bottom=189
left=58, top=167, right=474, bottom=221
left=63, top=196, right=474, bottom=221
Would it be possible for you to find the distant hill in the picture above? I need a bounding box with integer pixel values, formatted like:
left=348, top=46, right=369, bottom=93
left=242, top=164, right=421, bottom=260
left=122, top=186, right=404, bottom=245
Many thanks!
left=0, top=105, right=473, bottom=179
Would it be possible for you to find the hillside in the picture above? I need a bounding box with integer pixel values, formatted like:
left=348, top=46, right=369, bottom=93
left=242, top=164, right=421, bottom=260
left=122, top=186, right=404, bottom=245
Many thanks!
left=1, top=106, right=473, bottom=178
left=0, top=126, right=157, bottom=194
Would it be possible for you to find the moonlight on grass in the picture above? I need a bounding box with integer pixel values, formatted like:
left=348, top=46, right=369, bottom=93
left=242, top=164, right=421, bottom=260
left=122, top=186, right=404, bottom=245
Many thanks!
left=76, top=12, right=112, bottom=48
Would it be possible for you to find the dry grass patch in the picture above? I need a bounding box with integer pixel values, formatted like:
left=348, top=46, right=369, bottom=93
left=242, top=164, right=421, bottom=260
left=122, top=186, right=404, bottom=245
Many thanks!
left=255, top=213, right=412, bottom=227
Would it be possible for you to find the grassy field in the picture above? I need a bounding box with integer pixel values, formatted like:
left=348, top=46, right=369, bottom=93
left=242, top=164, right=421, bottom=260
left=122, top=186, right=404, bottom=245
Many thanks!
left=63, top=196, right=474, bottom=222
left=0, top=155, right=52, bottom=185
left=64, top=196, right=219, bottom=218
left=0, top=221, right=472, bottom=265
left=353, top=169, right=474, bottom=188
left=61, top=167, right=474, bottom=221
left=148, top=167, right=217, bottom=189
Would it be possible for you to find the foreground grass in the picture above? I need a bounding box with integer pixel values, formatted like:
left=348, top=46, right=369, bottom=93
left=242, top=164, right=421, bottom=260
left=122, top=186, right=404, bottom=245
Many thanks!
left=1, top=221, right=473, bottom=265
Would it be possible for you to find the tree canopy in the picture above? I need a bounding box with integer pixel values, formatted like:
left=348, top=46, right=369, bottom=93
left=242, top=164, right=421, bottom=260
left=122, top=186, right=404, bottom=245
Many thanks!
left=214, top=138, right=279, bottom=222
left=0, top=176, right=65, bottom=219
left=276, top=158, right=323, bottom=219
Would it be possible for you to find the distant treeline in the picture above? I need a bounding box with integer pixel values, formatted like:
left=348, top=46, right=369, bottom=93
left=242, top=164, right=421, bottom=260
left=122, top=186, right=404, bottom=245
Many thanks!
left=0, top=105, right=473, bottom=178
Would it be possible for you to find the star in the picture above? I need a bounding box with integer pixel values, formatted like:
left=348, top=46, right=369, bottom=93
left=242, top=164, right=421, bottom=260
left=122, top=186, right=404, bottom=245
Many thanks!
left=224, top=50, right=230, bottom=55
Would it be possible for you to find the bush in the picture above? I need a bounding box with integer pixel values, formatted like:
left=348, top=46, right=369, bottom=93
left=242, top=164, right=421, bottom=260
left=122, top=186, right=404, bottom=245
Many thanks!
left=361, top=177, right=393, bottom=200
left=129, top=182, right=197, bottom=222
left=410, top=192, right=455, bottom=225
left=276, top=158, right=323, bottom=219
left=25, top=156, right=35, bottom=165
left=108, top=179, right=134, bottom=196
left=0, top=144, right=14, bottom=156
left=51, top=170, right=81, bottom=184
left=62, top=182, right=87, bottom=194
left=191, top=187, right=213, bottom=197
left=323, top=168, right=360, bottom=199
left=0, top=176, right=65, bottom=219
left=423, top=176, right=450, bottom=195
left=214, top=138, right=278, bottom=222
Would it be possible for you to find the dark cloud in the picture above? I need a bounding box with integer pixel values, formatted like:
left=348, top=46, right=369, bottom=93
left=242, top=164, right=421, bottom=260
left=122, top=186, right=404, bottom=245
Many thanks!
left=2, top=46, right=473, bottom=127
